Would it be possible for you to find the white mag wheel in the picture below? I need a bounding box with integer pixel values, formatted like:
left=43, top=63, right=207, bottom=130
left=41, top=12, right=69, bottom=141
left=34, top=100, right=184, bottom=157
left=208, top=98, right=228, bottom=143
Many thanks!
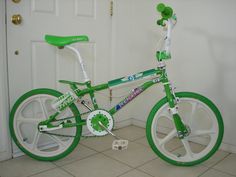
left=10, top=89, right=82, bottom=161
left=146, top=92, right=223, bottom=166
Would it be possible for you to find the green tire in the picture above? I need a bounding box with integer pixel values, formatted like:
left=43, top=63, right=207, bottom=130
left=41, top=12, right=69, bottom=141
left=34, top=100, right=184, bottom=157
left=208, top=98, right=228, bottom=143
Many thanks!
left=9, top=88, right=82, bottom=161
left=146, top=92, right=224, bottom=166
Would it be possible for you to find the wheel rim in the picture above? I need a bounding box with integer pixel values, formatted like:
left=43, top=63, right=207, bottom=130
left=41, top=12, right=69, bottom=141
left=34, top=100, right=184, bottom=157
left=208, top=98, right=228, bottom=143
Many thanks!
left=151, top=98, right=219, bottom=162
left=13, top=94, right=77, bottom=158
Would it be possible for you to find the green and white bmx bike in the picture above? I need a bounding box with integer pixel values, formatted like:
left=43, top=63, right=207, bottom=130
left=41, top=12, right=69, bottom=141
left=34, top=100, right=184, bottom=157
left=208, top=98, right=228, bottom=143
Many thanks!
left=9, top=3, right=224, bottom=166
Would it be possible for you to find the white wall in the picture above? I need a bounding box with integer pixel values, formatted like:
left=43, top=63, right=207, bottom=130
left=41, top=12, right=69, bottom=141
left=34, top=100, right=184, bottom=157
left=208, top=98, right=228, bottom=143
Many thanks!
left=112, top=0, right=236, bottom=152
left=0, top=0, right=12, bottom=161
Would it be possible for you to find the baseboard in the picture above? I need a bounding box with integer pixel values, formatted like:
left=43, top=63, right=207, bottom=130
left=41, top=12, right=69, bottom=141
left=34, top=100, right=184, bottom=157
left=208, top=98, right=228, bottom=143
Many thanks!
left=132, top=118, right=146, bottom=128
left=220, top=142, right=236, bottom=154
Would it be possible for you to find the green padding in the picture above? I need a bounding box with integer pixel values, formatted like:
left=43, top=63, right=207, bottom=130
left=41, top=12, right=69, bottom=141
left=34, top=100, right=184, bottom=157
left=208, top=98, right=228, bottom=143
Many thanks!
left=59, top=80, right=87, bottom=86
left=108, top=69, right=158, bottom=87
left=45, top=35, right=89, bottom=47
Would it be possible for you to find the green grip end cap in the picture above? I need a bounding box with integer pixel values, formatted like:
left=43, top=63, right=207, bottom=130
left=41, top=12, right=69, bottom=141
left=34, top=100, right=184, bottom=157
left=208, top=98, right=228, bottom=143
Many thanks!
left=157, top=3, right=165, bottom=12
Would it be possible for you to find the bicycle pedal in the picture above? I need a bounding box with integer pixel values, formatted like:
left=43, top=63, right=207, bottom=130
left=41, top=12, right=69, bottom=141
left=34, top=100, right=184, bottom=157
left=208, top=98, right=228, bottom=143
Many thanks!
left=112, top=140, right=129, bottom=150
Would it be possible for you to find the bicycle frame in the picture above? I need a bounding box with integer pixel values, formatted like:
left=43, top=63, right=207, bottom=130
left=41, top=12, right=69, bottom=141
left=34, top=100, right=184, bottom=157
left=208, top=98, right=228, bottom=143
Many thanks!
left=41, top=67, right=187, bottom=135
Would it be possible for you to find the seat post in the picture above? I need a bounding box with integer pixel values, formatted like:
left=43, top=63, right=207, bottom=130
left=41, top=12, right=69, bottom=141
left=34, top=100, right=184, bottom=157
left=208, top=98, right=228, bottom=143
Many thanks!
left=65, top=46, right=90, bottom=82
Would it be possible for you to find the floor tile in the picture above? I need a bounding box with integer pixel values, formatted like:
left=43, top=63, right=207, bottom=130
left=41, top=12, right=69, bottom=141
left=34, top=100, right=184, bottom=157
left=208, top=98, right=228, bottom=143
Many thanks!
left=53, top=144, right=97, bottom=166
left=119, top=169, right=152, bottom=177
left=80, top=135, right=115, bottom=152
left=114, top=126, right=146, bottom=141
left=30, top=168, right=73, bottom=177
left=62, top=153, right=131, bottom=177
left=138, top=158, right=208, bottom=177
left=203, top=150, right=229, bottom=167
left=103, top=142, right=157, bottom=168
left=173, top=142, right=229, bottom=167
left=213, top=153, right=236, bottom=176
left=134, top=137, right=149, bottom=147
left=199, top=169, right=234, bottom=177
left=135, top=136, right=182, bottom=152
left=0, top=155, right=56, bottom=177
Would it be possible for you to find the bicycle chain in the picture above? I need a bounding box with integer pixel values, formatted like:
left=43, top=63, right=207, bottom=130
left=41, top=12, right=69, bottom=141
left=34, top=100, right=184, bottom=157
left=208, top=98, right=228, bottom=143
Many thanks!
left=41, top=130, right=105, bottom=139
left=41, top=131, right=76, bottom=138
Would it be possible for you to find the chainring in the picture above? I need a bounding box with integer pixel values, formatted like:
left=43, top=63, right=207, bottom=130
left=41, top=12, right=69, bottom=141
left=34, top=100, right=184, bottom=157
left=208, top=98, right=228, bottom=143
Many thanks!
left=86, top=110, right=113, bottom=136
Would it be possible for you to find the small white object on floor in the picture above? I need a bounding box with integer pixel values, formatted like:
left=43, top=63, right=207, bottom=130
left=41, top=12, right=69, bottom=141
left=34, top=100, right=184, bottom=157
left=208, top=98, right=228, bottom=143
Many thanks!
left=112, top=139, right=129, bottom=150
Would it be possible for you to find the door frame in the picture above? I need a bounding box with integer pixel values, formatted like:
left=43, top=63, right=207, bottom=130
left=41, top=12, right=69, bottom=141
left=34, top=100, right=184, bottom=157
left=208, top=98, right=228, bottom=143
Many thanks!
left=0, top=0, right=12, bottom=161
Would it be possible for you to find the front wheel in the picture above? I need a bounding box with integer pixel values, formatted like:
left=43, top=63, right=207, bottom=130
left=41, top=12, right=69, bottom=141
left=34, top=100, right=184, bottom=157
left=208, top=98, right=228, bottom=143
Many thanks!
left=146, top=92, right=224, bottom=166
left=9, top=88, right=82, bottom=161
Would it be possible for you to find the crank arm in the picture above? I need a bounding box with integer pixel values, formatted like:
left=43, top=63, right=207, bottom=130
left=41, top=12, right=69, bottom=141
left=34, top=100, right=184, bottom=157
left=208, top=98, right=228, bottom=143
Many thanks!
left=98, top=121, right=119, bottom=139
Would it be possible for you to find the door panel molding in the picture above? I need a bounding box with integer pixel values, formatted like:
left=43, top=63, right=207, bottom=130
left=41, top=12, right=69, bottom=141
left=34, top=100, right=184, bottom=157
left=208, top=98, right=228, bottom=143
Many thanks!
left=0, top=0, right=12, bottom=161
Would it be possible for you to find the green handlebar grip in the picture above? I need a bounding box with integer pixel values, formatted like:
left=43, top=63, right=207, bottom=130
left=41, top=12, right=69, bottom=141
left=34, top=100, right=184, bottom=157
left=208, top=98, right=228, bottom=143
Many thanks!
left=156, top=3, right=173, bottom=20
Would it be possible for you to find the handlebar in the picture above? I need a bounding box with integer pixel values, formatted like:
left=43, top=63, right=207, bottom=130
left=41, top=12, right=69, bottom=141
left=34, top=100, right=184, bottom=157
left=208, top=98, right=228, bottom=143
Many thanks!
left=155, top=3, right=176, bottom=62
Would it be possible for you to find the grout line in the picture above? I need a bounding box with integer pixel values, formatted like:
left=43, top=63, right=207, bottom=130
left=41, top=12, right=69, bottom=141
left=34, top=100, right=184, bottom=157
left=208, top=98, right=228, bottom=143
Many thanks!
left=101, top=152, right=134, bottom=169
left=52, top=146, right=99, bottom=167
left=199, top=153, right=236, bottom=177
left=101, top=146, right=158, bottom=177
left=80, top=140, right=112, bottom=153
left=210, top=165, right=236, bottom=177
left=115, top=168, right=136, bottom=177
left=201, top=152, right=231, bottom=168
left=197, top=167, right=212, bottom=177
left=26, top=166, right=59, bottom=177
left=134, top=157, right=158, bottom=169
left=58, top=166, right=76, bottom=177
left=135, top=168, right=155, bottom=177
left=210, top=152, right=231, bottom=168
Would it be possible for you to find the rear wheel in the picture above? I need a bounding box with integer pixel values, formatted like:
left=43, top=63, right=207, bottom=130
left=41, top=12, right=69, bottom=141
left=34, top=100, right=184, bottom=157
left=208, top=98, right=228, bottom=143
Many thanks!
left=10, top=88, right=82, bottom=161
left=146, top=92, right=224, bottom=166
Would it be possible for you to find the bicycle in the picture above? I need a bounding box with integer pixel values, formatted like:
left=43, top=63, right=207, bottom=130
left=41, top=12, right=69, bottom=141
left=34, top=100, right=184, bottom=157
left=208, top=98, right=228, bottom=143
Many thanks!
left=9, top=3, right=224, bottom=166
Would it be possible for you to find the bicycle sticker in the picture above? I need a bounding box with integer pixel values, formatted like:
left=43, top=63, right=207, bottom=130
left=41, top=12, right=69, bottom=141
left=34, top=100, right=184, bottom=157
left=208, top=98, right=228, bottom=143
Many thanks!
left=115, top=87, right=143, bottom=111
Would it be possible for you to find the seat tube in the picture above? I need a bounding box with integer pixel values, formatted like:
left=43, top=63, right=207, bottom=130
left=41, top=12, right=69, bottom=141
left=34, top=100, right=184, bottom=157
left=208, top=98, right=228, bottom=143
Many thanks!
left=65, top=46, right=90, bottom=82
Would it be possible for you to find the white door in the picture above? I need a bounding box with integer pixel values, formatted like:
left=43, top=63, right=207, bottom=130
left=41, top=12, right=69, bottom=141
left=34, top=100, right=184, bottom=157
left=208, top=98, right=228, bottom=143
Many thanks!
left=7, top=0, right=112, bottom=156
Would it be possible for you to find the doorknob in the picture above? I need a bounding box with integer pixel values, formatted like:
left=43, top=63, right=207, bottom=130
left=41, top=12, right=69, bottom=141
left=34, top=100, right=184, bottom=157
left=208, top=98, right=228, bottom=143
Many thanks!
left=12, top=0, right=21, bottom=3
left=11, top=14, right=22, bottom=25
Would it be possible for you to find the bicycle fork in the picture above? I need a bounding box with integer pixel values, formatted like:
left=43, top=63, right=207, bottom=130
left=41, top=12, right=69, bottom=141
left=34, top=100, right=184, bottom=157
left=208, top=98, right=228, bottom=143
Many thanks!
left=163, top=81, right=189, bottom=139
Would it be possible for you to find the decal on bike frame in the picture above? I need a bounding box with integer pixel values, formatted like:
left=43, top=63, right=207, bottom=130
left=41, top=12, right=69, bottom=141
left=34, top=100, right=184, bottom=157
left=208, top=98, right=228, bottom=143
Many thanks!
left=115, top=87, right=144, bottom=111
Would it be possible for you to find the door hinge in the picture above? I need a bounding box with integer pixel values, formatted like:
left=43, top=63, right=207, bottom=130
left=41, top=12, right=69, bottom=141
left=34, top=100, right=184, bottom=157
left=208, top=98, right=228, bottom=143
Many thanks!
left=110, top=0, right=113, bottom=16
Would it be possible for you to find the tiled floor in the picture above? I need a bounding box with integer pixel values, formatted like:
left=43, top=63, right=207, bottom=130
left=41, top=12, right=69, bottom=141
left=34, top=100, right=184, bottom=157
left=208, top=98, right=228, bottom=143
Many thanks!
left=0, top=125, right=235, bottom=177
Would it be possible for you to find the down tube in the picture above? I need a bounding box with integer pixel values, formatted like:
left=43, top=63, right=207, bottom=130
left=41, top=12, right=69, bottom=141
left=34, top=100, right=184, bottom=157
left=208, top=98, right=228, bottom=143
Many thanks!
left=109, top=79, right=159, bottom=115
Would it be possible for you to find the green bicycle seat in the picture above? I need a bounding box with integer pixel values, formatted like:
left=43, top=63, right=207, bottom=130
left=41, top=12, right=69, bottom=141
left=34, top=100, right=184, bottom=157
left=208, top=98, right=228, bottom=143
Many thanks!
left=45, top=35, right=89, bottom=47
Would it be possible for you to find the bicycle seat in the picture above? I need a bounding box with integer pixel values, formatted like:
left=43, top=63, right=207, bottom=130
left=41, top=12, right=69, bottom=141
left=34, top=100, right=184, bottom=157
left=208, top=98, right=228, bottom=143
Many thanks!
left=45, top=35, right=89, bottom=47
